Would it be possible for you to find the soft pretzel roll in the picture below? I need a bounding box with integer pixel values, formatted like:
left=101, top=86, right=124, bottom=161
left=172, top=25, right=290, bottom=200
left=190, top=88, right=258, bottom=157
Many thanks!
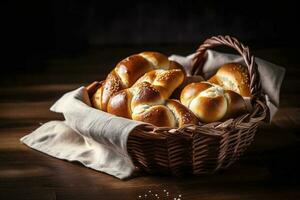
left=92, top=52, right=183, bottom=111
left=107, top=69, right=198, bottom=127
left=208, top=63, right=251, bottom=97
left=180, top=82, right=247, bottom=123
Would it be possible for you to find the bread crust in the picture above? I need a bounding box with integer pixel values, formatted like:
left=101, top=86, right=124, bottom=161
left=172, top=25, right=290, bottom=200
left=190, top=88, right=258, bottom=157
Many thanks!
left=92, top=52, right=183, bottom=111
left=181, top=82, right=247, bottom=123
left=208, top=63, right=251, bottom=97
left=108, top=69, right=198, bottom=127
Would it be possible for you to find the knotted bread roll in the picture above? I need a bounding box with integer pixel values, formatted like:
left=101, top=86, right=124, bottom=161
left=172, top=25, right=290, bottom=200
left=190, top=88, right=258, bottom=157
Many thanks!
left=208, top=63, right=251, bottom=97
left=92, top=52, right=183, bottom=111
left=180, top=82, right=247, bottom=123
left=107, top=69, right=198, bottom=127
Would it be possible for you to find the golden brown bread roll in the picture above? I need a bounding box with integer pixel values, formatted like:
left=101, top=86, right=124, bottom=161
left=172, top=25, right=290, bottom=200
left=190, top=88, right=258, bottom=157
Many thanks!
left=180, top=82, right=247, bottom=123
left=132, top=99, right=199, bottom=127
left=171, top=75, right=204, bottom=99
left=91, top=52, right=183, bottom=111
left=208, top=63, right=251, bottom=97
left=107, top=69, right=198, bottom=127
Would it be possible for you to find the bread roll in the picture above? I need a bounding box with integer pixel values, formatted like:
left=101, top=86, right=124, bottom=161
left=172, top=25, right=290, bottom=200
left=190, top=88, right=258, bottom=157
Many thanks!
left=108, top=69, right=198, bottom=127
left=91, top=52, right=183, bottom=111
left=171, top=75, right=204, bottom=99
left=132, top=99, right=198, bottom=127
left=180, top=82, right=247, bottom=123
left=208, top=63, right=251, bottom=97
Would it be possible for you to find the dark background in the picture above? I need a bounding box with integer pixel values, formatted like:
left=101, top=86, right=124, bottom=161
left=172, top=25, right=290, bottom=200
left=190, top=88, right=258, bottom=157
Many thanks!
left=1, top=0, right=298, bottom=75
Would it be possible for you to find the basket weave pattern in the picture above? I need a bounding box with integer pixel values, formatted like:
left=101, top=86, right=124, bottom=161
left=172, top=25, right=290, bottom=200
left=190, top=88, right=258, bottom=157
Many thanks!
left=88, top=35, right=268, bottom=175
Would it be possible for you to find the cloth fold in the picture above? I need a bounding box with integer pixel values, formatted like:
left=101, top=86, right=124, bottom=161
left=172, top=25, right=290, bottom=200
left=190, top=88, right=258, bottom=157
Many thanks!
left=21, top=50, right=285, bottom=179
left=21, top=87, right=144, bottom=179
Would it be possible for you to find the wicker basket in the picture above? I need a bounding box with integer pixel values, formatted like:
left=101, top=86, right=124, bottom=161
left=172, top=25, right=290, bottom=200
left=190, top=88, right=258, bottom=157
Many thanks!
left=87, top=35, right=268, bottom=176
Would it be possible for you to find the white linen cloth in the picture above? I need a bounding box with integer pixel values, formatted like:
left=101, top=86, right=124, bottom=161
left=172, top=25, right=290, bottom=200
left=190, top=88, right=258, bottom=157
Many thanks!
left=21, top=50, right=285, bottom=179
left=21, top=87, right=145, bottom=179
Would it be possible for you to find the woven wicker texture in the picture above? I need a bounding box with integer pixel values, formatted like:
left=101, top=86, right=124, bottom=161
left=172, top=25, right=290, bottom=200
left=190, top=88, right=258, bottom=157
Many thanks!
left=87, top=35, right=268, bottom=175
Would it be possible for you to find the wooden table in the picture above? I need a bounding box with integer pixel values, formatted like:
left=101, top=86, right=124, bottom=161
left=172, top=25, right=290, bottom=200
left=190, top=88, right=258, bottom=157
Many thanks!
left=1, top=47, right=299, bottom=199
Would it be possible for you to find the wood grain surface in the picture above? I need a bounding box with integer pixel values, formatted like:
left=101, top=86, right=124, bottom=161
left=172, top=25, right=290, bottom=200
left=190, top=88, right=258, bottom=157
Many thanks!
left=0, top=47, right=299, bottom=200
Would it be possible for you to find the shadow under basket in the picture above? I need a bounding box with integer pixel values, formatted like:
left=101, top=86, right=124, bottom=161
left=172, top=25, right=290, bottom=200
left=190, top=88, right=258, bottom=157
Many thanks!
left=86, top=35, right=269, bottom=176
